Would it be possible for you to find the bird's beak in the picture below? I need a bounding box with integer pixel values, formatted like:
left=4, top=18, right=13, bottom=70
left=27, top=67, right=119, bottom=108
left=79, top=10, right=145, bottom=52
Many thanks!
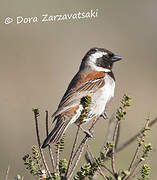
left=112, top=55, right=122, bottom=62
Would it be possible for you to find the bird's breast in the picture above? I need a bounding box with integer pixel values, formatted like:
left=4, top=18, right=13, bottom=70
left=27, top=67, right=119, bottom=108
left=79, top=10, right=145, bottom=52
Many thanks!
left=89, top=74, right=115, bottom=117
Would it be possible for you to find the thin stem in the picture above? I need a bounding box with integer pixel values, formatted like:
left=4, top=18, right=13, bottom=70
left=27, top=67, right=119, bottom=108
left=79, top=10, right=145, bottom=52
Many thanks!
left=111, top=120, right=120, bottom=175
left=129, top=170, right=140, bottom=179
left=65, top=125, right=80, bottom=178
left=86, top=145, right=109, bottom=180
left=103, top=113, right=116, bottom=150
left=86, top=145, right=114, bottom=177
left=115, top=122, right=121, bottom=150
left=70, top=117, right=98, bottom=164
left=45, top=110, right=55, bottom=171
left=67, top=135, right=89, bottom=179
left=102, top=165, right=115, bottom=177
left=125, top=159, right=142, bottom=180
left=66, top=117, right=99, bottom=179
left=116, top=117, right=157, bottom=153
left=56, top=143, right=60, bottom=176
left=125, top=120, right=151, bottom=180
left=128, top=146, right=140, bottom=171
left=98, top=168, right=108, bottom=180
left=5, top=165, right=10, bottom=180
left=33, top=110, right=52, bottom=178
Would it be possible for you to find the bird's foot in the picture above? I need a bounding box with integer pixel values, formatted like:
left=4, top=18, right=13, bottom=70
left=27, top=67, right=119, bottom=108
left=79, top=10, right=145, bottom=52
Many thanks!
left=79, top=126, right=93, bottom=138
left=101, top=111, right=109, bottom=119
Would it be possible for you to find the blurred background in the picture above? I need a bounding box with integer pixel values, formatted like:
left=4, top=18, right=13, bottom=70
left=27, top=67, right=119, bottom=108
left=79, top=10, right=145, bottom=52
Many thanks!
left=0, top=0, right=157, bottom=179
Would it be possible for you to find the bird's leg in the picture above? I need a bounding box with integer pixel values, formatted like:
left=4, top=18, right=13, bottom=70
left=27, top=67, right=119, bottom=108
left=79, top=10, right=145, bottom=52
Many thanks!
left=79, top=125, right=93, bottom=138
left=101, top=111, right=109, bottom=119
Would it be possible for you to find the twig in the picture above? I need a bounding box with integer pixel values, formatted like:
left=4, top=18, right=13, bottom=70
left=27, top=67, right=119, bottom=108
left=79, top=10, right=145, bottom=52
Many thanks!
left=86, top=145, right=114, bottom=178
left=66, top=117, right=99, bottom=179
left=128, top=146, right=140, bottom=172
left=33, top=109, right=52, bottom=178
left=115, top=122, right=121, bottom=149
left=71, top=117, right=98, bottom=164
left=125, top=159, right=142, bottom=180
left=56, top=143, right=60, bottom=176
left=125, top=119, right=151, bottom=179
left=85, top=145, right=114, bottom=176
left=67, top=135, right=89, bottom=179
left=5, top=165, right=10, bottom=180
left=116, top=117, right=157, bottom=153
left=103, top=113, right=116, bottom=149
left=65, top=125, right=80, bottom=178
left=111, top=120, right=120, bottom=175
left=87, top=145, right=108, bottom=180
left=98, top=168, right=108, bottom=180
left=102, top=165, right=115, bottom=177
left=45, top=110, right=55, bottom=171
left=129, top=169, right=140, bottom=179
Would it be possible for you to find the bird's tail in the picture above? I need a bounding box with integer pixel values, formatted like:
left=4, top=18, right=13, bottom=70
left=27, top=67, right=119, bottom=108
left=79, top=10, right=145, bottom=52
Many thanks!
left=42, top=119, right=69, bottom=148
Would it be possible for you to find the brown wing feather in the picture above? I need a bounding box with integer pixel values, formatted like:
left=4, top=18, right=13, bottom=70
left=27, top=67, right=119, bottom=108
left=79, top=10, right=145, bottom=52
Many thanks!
left=42, top=106, right=79, bottom=148
left=52, top=71, right=105, bottom=118
left=42, top=116, right=69, bottom=148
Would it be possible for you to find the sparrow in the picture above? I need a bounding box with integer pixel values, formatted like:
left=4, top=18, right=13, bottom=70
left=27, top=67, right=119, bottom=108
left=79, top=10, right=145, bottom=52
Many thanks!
left=42, top=47, right=122, bottom=148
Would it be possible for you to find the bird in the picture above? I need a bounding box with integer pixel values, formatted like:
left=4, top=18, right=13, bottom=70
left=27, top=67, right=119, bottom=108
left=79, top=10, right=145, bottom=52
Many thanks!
left=42, top=47, right=122, bottom=148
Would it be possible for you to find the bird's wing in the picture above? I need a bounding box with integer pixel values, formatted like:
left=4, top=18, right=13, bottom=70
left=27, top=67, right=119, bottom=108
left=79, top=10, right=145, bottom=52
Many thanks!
left=52, top=71, right=106, bottom=118
left=42, top=105, right=80, bottom=147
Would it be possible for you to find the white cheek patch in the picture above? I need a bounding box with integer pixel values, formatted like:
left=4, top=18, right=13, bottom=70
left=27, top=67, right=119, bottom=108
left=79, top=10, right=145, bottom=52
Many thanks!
left=88, top=51, right=111, bottom=72
left=92, top=65, right=111, bottom=72
left=103, top=68, right=111, bottom=72
left=89, top=51, right=108, bottom=62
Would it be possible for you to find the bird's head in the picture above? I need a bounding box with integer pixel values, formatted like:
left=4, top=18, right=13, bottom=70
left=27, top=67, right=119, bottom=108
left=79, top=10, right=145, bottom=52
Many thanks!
left=81, top=47, right=122, bottom=72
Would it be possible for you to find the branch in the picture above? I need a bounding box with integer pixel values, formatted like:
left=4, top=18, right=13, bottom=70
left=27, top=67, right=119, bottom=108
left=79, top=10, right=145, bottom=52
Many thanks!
left=66, top=134, right=89, bottom=179
left=45, top=110, right=55, bottom=171
left=66, top=117, right=99, bottom=179
left=111, top=120, right=120, bottom=176
left=65, top=125, right=80, bottom=177
left=87, top=145, right=108, bottom=180
left=128, top=146, right=140, bottom=172
left=125, top=159, right=142, bottom=180
left=56, top=142, right=60, bottom=176
left=115, top=121, right=121, bottom=150
left=86, top=144, right=115, bottom=178
left=116, top=117, right=157, bottom=153
left=33, top=109, right=52, bottom=178
left=103, top=113, right=116, bottom=149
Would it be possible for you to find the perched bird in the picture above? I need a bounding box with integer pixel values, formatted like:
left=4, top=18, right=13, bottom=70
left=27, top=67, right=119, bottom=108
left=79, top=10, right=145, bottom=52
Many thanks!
left=42, top=47, right=122, bottom=148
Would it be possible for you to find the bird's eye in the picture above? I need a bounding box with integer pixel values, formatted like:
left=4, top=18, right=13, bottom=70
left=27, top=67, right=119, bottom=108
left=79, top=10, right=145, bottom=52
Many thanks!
left=102, top=55, right=108, bottom=60
left=108, top=53, right=114, bottom=58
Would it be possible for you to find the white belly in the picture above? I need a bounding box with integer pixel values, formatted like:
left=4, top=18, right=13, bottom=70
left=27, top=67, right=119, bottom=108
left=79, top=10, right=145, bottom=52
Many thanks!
left=89, top=74, right=115, bottom=117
